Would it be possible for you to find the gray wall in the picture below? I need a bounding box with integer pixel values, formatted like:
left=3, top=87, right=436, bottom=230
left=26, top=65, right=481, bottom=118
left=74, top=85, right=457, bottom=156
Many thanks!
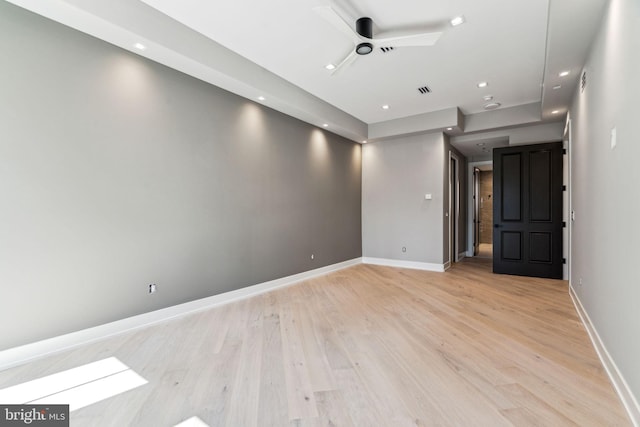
left=362, top=133, right=446, bottom=264
left=0, top=2, right=362, bottom=350
left=569, top=0, right=640, bottom=403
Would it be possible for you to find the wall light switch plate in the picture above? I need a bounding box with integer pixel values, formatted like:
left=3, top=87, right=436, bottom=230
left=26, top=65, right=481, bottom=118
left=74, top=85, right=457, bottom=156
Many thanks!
left=425, top=194, right=432, bottom=200
left=611, top=127, right=617, bottom=149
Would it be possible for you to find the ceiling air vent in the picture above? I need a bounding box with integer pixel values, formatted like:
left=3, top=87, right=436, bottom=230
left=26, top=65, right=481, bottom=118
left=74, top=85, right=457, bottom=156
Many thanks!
left=380, top=46, right=395, bottom=53
left=418, top=86, right=431, bottom=94
left=581, top=70, right=587, bottom=93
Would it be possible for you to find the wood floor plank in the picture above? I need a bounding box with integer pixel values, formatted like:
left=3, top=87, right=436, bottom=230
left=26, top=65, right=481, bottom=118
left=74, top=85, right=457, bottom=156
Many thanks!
left=301, top=281, right=352, bottom=371
left=257, top=293, right=289, bottom=426
left=0, top=259, right=631, bottom=426
left=330, top=368, right=384, bottom=426
left=305, top=390, right=355, bottom=427
left=224, top=296, right=264, bottom=427
left=496, top=383, right=579, bottom=426
left=182, top=341, right=241, bottom=427
left=279, top=296, right=319, bottom=421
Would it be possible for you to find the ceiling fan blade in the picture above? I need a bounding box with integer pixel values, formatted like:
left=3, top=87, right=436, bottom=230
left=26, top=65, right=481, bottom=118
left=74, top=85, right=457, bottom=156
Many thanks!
left=374, top=31, right=443, bottom=48
left=330, top=50, right=358, bottom=75
left=313, top=6, right=361, bottom=44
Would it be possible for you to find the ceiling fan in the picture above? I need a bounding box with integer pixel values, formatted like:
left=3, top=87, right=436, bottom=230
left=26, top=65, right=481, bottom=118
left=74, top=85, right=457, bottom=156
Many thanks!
left=314, top=6, right=443, bottom=74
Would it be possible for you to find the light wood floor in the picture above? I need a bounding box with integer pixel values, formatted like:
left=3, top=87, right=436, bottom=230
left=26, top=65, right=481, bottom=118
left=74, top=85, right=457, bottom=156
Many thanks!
left=0, top=259, right=630, bottom=426
left=477, top=243, right=493, bottom=258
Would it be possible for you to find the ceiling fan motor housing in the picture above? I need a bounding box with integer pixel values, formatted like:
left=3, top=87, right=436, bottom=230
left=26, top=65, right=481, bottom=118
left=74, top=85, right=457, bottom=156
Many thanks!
left=356, top=17, right=373, bottom=38
left=355, top=17, right=373, bottom=55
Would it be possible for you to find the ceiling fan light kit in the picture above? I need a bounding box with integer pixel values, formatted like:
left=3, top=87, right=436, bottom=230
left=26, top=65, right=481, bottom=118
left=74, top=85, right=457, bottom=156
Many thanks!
left=356, top=42, right=373, bottom=55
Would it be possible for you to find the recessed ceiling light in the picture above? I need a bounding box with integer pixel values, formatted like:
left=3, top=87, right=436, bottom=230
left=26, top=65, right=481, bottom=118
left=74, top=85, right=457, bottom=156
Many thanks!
left=446, top=127, right=453, bottom=131
left=477, top=82, right=488, bottom=88
left=362, top=140, right=368, bottom=144
left=450, top=16, right=465, bottom=26
left=559, top=70, right=570, bottom=77
left=553, top=85, right=562, bottom=90
left=483, top=95, right=493, bottom=101
left=551, top=110, right=560, bottom=114
left=382, top=105, right=390, bottom=110
left=134, top=43, right=146, bottom=50
left=257, top=96, right=265, bottom=101
left=322, top=123, right=329, bottom=127
left=484, top=102, right=501, bottom=110
left=325, top=64, right=336, bottom=70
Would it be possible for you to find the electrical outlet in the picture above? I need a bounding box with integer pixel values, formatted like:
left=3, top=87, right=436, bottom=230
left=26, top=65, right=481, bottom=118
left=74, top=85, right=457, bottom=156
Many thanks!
left=148, top=284, right=157, bottom=294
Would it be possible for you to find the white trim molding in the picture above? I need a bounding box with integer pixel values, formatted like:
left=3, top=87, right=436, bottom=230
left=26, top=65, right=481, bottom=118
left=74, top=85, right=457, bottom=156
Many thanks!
left=570, top=285, right=640, bottom=426
left=457, top=252, right=467, bottom=261
left=362, top=257, right=445, bottom=273
left=0, top=258, right=362, bottom=371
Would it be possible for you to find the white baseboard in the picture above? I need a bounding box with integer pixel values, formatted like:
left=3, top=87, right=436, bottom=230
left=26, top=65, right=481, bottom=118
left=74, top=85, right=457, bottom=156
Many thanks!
left=569, top=285, right=640, bottom=427
left=362, top=257, right=445, bottom=273
left=0, top=258, right=362, bottom=372
left=458, top=251, right=467, bottom=261
left=466, top=250, right=474, bottom=258
left=443, top=260, right=452, bottom=270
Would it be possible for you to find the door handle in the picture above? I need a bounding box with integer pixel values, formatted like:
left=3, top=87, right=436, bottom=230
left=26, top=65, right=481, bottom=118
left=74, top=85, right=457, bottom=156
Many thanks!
left=494, top=224, right=501, bottom=228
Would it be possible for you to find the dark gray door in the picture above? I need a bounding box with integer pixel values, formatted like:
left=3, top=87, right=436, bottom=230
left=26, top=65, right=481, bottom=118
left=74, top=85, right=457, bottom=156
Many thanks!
left=493, top=142, right=563, bottom=279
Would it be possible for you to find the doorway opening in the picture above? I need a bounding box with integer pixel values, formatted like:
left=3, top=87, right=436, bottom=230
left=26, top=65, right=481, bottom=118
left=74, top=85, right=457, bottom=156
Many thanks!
left=468, top=161, right=493, bottom=259
left=477, top=167, right=493, bottom=258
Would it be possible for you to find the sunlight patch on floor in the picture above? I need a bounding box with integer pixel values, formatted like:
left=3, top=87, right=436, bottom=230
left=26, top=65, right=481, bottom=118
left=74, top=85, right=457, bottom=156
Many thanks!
left=0, top=357, right=147, bottom=411
left=174, top=416, right=210, bottom=427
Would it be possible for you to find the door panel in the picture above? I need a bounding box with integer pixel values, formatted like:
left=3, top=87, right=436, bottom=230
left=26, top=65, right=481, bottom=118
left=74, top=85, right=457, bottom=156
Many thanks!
left=501, top=153, right=522, bottom=221
left=529, top=232, right=552, bottom=262
left=530, top=150, right=552, bottom=221
left=501, top=231, right=522, bottom=260
left=493, top=142, right=563, bottom=279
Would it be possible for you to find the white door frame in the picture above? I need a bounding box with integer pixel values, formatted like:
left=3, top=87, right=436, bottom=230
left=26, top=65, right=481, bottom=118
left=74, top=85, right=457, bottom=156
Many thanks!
left=564, top=116, right=572, bottom=281
left=448, top=151, right=461, bottom=265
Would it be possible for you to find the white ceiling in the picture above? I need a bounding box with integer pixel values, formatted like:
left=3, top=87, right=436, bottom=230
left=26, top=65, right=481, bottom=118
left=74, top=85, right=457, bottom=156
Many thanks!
left=139, top=0, right=549, bottom=124
left=7, top=0, right=608, bottom=157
